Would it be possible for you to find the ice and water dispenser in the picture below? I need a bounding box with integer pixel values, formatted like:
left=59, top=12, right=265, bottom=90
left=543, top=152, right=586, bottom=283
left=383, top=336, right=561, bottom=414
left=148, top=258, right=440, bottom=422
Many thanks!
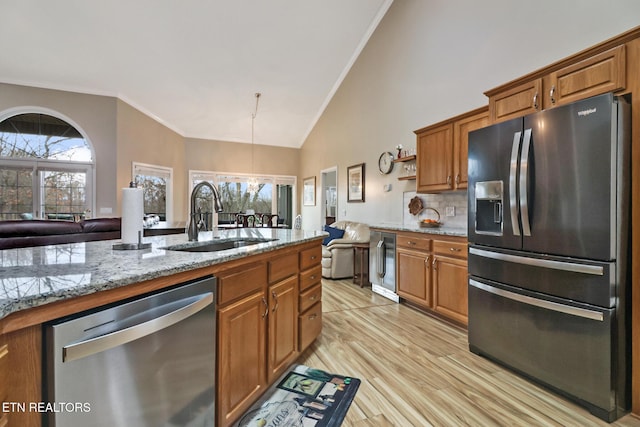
left=474, top=181, right=503, bottom=235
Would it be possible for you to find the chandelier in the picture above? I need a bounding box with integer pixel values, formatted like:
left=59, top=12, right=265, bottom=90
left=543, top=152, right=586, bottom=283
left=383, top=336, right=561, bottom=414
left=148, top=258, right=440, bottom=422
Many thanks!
left=247, top=92, right=261, bottom=195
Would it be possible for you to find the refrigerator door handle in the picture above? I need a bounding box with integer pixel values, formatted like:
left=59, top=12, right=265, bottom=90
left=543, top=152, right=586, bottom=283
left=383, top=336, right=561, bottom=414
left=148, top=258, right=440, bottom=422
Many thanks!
left=519, top=128, right=532, bottom=236
left=509, top=131, right=522, bottom=236
left=469, top=247, right=604, bottom=275
left=469, top=279, right=604, bottom=321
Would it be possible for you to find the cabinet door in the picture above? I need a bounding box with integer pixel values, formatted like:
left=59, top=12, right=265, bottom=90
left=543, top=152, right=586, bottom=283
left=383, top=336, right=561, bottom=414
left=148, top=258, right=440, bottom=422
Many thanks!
left=268, top=275, right=299, bottom=383
left=217, top=291, right=267, bottom=427
left=489, top=78, right=542, bottom=123
left=546, top=45, right=625, bottom=108
left=396, top=248, right=431, bottom=307
left=453, top=109, right=489, bottom=190
left=433, top=255, right=468, bottom=325
left=416, top=123, right=453, bottom=192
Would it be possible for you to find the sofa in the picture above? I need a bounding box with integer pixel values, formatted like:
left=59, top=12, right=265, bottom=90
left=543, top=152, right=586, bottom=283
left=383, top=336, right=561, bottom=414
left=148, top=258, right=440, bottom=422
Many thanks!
left=321, top=220, right=370, bottom=279
left=0, top=218, right=121, bottom=250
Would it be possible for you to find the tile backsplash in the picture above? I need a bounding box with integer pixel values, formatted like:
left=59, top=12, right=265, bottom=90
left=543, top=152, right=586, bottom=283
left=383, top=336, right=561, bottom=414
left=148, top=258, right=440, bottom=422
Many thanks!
left=403, top=191, right=467, bottom=229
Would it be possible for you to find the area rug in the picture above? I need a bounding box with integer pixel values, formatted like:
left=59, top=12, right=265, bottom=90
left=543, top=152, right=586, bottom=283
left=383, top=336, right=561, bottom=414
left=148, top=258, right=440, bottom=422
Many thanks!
left=236, top=364, right=361, bottom=427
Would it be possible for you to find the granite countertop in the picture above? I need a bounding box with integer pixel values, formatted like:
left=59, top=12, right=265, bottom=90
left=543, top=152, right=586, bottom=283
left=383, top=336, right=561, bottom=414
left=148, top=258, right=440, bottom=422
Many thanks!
left=0, top=228, right=325, bottom=321
left=369, top=223, right=467, bottom=237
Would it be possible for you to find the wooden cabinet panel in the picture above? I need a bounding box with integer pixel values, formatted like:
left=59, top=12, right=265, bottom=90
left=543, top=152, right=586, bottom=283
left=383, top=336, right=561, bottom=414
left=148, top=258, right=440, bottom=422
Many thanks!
left=547, top=45, right=626, bottom=108
left=396, top=232, right=431, bottom=252
left=432, top=239, right=467, bottom=260
left=453, top=109, right=489, bottom=189
left=299, top=302, right=322, bottom=351
left=268, top=276, right=299, bottom=382
left=433, top=255, right=468, bottom=326
left=299, top=265, right=321, bottom=292
left=218, top=262, right=267, bottom=305
left=416, top=124, right=453, bottom=192
left=396, top=248, right=431, bottom=307
left=489, top=78, right=542, bottom=123
left=217, top=291, right=267, bottom=427
left=299, top=283, right=322, bottom=313
left=0, top=342, right=7, bottom=407
left=299, top=246, right=321, bottom=271
left=268, top=252, right=298, bottom=284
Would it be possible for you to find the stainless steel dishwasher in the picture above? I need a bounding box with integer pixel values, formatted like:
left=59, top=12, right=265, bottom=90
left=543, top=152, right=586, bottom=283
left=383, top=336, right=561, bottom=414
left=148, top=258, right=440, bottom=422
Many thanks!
left=45, top=275, right=216, bottom=427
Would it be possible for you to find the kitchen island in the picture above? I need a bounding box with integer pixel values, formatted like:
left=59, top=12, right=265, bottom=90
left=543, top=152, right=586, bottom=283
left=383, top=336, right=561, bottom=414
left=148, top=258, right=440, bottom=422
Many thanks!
left=0, top=227, right=325, bottom=427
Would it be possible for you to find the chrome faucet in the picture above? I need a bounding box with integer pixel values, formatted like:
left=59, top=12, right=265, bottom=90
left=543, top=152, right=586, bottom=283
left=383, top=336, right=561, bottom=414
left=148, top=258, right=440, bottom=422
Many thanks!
left=188, top=182, right=224, bottom=241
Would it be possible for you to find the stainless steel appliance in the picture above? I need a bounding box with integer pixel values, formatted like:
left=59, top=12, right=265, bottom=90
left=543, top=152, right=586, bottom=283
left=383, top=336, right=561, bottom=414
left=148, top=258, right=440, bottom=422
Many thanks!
left=369, top=230, right=398, bottom=302
left=45, top=276, right=216, bottom=427
left=467, top=93, right=631, bottom=422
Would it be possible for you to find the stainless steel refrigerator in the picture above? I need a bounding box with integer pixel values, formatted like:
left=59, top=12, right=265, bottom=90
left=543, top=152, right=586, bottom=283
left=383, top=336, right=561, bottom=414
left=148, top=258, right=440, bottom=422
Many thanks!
left=467, top=93, right=631, bottom=422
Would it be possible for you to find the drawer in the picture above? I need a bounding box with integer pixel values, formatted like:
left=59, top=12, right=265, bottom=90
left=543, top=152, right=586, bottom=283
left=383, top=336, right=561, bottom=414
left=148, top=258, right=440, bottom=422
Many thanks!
left=299, top=302, right=322, bottom=350
left=299, top=283, right=322, bottom=313
left=396, top=232, right=431, bottom=251
left=217, top=262, right=267, bottom=305
left=299, top=265, right=321, bottom=292
left=299, top=246, right=321, bottom=271
left=0, top=413, right=8, bottom=427
left=268, top=252, right=298, bottom=284
left=433, top=239, right=467, bottom=259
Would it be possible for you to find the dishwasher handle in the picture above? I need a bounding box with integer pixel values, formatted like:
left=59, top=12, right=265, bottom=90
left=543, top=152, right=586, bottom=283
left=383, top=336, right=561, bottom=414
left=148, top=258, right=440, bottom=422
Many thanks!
left=63, top=292, right=214, bottom=363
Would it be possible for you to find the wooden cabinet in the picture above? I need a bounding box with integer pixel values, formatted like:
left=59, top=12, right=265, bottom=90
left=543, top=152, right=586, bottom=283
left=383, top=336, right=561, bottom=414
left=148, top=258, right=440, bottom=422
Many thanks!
left=298, top=246, right=322, bottom=352
left=216, top=262, right=268, bottom=427
left=432, top=240, right=468, bottom=326
left=267, top=258, right=299, bottom=383
left=217, top=290, right=268, bottom=427
left=396, top=232, right=468, bottom=325
left=415, top=107, right=488, bottom=193
left=0, top=336, right=8, bottom=427
left=452, top=109, right=490, bottom=189
left=546, top=45, right=626, bottom=108
left=487, top=45, right=626, bottom=123
left=396, top=232, right=432, bottom=307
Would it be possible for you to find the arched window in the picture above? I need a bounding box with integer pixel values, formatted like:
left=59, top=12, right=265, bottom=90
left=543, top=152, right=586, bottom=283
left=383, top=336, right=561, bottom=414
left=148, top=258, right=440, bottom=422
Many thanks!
left=0, top=111, right=95, bottom=221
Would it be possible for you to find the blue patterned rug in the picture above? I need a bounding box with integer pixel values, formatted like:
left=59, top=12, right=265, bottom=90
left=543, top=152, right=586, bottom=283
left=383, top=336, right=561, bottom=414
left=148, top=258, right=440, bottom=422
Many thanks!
left=236, top=365, right=360, bottom=427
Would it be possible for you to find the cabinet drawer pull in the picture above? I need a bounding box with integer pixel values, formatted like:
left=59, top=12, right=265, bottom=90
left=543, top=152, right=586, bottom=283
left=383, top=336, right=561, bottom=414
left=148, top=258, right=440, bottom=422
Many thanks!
left=271, top=291, right=279, bottom=312
left=262, top=297, right=269, bottom=318
left=310, top=275, right=316, bottom=280
left=425, top=255, right=431, bottom=267
left=455, top=174, right=460, bottom=184
left=533, top=91, right=539, bottom=109
left=310, top=255, right=317, bottom=260
left=432, top=257, right=438, bottom=270
left=447, top=175, right=452, bottom=185
left=407, top=241, right=416, bottom=245
left=308, top=314, right=318, bottom=320
left=449, top=247, right=462, bottom=252
left=310, top=295, right=317, bottom=301
left=550, top=85, right=556, bottom=104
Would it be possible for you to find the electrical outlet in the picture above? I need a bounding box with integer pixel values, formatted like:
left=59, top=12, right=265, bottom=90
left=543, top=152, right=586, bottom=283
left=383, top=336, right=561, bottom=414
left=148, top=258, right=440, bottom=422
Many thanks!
left=445, top=206, right=455, bottom=217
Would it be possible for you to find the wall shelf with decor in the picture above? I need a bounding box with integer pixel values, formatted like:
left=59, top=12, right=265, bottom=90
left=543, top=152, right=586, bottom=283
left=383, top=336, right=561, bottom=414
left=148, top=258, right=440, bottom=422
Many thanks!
left=394, top=155, right=416, bottom=180
left=393, top=155, right=416, bottom=163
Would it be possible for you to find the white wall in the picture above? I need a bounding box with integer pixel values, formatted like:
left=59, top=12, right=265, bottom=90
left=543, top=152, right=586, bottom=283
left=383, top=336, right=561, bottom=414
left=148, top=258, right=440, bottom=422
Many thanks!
left=299, top=0, right=640, bottom=231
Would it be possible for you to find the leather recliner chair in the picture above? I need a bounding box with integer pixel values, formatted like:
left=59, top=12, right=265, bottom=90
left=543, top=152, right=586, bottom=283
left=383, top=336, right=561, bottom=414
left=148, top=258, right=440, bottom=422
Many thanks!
left=321, top=220, right=370, bottom=279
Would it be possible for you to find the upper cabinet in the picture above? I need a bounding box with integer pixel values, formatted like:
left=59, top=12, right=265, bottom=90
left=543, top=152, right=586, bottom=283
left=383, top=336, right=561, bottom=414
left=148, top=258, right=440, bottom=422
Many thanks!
left=487, top=45, right=627, bottom=123
left=415, top=107, right=488, bottom=193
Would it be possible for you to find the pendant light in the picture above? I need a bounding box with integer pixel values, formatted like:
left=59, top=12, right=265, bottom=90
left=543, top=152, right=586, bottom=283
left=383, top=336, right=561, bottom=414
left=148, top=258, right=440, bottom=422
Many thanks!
left=247, top=92, right=261, bottom=195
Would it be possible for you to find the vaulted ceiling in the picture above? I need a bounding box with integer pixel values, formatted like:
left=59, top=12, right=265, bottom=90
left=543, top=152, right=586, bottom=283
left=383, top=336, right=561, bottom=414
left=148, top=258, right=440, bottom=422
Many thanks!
left=0, top=0, right=393, bottom=148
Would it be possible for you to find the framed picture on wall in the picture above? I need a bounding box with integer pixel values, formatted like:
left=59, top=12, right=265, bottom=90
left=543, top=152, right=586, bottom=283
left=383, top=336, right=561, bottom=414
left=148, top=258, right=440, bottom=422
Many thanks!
left=347, top=163, right=365, bottom=203
left=303, top=176, right=316, bottom=206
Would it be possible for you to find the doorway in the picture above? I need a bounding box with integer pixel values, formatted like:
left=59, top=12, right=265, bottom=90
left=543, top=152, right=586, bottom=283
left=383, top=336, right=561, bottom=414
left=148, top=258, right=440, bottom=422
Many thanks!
left=320, top=167, right=337, bottom=226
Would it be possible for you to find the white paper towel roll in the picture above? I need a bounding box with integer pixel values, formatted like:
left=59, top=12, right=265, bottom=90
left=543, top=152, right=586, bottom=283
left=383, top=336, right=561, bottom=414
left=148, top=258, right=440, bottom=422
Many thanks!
left=121, top=186, right=144, bottom=244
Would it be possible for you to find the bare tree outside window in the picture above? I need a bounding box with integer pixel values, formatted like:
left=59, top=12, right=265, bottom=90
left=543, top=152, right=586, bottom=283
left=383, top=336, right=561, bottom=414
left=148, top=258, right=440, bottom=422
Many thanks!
left=0, top=113, right=93, bottom=221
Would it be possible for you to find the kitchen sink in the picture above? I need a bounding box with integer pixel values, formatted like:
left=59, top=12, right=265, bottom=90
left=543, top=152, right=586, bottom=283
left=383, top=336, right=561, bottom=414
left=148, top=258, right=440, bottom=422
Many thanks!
left=164, top=238, right=277, bottom=253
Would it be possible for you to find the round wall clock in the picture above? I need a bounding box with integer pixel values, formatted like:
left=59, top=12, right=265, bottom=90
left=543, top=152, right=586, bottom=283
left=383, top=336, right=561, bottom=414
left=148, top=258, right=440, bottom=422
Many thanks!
left=378, top=151, right=395, bottom=174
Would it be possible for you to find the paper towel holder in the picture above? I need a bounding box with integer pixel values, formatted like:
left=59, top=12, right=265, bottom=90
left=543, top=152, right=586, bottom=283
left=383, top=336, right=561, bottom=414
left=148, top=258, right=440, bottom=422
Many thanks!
left=112, top=230, right=151, bottom=250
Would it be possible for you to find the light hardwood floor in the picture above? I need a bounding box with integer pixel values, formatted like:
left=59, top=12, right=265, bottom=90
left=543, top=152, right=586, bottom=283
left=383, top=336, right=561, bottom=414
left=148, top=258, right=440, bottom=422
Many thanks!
left=298, top=279, right=640, bottom=427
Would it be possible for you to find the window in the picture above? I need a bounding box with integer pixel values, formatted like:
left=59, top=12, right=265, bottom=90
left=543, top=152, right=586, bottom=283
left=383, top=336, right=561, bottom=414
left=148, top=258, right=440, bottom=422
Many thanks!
left=133, top=162, right=173, bottom=222
left=189, top=171, right=296, bottom=228
left=0, top=111, right=94, bottom=220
